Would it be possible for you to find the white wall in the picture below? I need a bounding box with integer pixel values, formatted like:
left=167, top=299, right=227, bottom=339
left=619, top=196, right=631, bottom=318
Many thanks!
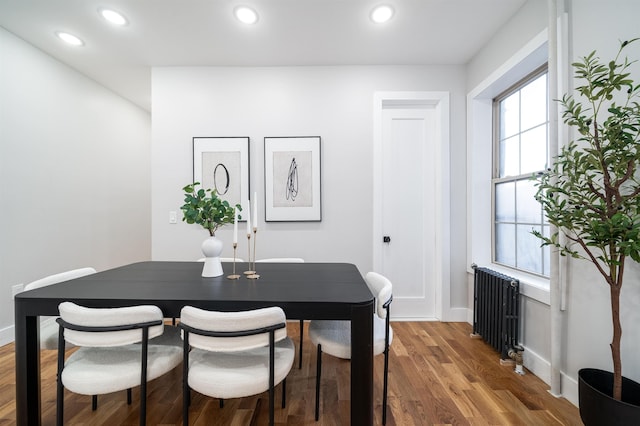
left=466, top=0, right=548, bottom=91
left=562, top=0, right=640, bottom=395
left=466, top=0, right=640, bottom=406
left=0, top=27, right=152, bottom=344
left=151, top=65, right=469, bottom=311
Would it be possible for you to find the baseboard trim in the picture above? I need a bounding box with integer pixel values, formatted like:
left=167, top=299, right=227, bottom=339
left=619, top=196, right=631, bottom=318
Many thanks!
left=0, top=317, right=56, bottom=347
left=443, top=307, right=468, bottom=322
left=390, top=317, right=439, bottom=322
left=561, top=370, right=579, bottom=406
left=0, top=325, right=14, bottom=346
left=522, top=346, right=551, bottom=383
left=521, top=345, right=578, bottom=407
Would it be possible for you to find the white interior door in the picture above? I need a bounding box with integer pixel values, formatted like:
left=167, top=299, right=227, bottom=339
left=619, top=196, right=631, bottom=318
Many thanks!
left=380, top=107, right=436, bottom=319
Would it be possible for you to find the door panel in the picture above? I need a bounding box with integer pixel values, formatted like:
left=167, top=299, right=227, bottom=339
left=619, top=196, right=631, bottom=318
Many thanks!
left=381, top=108, right=436, bottom=319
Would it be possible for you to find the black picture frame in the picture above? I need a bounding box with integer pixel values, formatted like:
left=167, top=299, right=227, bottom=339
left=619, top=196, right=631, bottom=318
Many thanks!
left=264, top=136, right=321, bottom=222
left=193, top=137, right=250, bottom=219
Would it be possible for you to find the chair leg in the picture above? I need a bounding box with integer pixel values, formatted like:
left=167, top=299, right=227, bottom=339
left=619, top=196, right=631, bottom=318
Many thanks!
left=56, top=324, right=65, bottom=426
left=56, top=383, right=64, bottom=426
left=383, top=347, right=389, bottom=425
left=141, top=386, right=147, bottom=425
left=315, top=344, right=322, bottom=421
left=56, top=359, right=64, bottom=425
left=282, top=378, right=287, bottom=408
left=183, top=331, right=190, bottom=426
left=268, top=380, right=274, bottom=426
left=183, top=391, right=190, bottom=425
left=140, top=328, right=150, bottom=426
left=127, top=388, right=132, bottom=405
left=299, top=319, right=304, bottom=369
left=92, top=395, right=98, bottom=411
left=269, top=329, right=276, bottom=426
left=220, top=399, right=224, bottom=408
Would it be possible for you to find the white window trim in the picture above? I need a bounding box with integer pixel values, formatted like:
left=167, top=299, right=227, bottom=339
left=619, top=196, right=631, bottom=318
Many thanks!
left=467, top=29, right=550, bottom=305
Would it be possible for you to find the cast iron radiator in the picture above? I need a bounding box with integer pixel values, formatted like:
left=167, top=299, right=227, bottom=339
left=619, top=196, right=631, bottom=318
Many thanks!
left=472, top=265, right=520, bottom=360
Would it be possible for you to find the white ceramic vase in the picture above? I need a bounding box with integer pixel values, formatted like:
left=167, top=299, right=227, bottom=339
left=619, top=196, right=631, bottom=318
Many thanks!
left=201, top=236, right=223, bottom=277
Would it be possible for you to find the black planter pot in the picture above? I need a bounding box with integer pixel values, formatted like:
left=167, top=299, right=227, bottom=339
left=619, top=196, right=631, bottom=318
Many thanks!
left=579, top=368, right=640, bottom=425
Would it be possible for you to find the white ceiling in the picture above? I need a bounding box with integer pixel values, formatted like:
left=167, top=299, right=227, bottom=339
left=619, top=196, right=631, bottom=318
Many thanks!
left=0, top=0, right=527, bottom=112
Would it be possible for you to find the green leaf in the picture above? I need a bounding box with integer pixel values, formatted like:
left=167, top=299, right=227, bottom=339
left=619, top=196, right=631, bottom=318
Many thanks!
left=536, top=38, right=640, bottom=291
left=179, top=182, right=239, bottom=235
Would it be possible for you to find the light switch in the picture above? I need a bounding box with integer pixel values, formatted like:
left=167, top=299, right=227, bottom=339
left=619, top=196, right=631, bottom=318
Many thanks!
left=169, top=211, right=177, bottom=224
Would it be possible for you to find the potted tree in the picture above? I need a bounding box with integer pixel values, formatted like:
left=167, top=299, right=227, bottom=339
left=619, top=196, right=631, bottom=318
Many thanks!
left=534, top=39, right=640, bottom=424
left=181, top=182, right=241, bottom=277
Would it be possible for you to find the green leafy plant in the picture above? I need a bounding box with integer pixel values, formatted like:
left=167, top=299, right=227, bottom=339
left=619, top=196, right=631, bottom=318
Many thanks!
left=180, top=182, right=241, bottom=237
left=533, top=39, right=640, bottom=401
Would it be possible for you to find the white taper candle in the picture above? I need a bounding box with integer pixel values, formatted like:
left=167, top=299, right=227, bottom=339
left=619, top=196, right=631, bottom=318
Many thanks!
left=253, top=192, right=258, bottom=230
left=246, top=200, right=252, bottom=235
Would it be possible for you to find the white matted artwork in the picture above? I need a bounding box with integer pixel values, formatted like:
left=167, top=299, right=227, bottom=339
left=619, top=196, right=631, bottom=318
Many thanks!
left=193, top=137, right=249, bottom=219
left=264, top=136, right=321, bottom=222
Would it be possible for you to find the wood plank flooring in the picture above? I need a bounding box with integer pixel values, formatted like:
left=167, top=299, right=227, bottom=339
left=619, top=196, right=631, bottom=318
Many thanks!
left=0, top=321, right=582, bottom=425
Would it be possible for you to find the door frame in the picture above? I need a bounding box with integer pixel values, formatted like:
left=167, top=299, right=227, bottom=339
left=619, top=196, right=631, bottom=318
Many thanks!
left=373, top=91, right=451, bottom=321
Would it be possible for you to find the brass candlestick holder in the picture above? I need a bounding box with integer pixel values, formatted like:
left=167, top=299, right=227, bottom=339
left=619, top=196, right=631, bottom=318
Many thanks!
left=227, top=243, right=241, bottom=280
left=247, top=227, right=260, bottom=279
left=244, top=233, right=256, bottom=275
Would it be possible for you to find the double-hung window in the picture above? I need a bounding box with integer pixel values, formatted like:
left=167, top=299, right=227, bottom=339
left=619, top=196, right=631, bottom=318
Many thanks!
left=493, top=67, right=550, bottom=276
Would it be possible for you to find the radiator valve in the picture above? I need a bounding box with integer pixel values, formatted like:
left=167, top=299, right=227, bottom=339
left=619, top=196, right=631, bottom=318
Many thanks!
left=508, top=345, right=525, bottom=375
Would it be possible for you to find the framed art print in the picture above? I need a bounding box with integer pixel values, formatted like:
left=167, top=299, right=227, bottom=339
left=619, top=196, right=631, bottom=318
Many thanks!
left=264, top=136, right=321, bottom=222
left=193, top=137, right=249, bottom=218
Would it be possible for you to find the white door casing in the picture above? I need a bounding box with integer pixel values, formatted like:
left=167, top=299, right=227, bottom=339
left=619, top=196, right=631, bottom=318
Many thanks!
left=373, top=92, right=451, bottom=321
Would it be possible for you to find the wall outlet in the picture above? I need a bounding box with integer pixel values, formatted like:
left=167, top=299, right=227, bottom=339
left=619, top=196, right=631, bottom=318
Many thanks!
left=12, top=283, right=24, bottom=298
left=169, top=211, right=177, bottom=224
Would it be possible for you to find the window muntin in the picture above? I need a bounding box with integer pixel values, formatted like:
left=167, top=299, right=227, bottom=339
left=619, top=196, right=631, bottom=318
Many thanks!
left=493, top=68, right=549, bottom=277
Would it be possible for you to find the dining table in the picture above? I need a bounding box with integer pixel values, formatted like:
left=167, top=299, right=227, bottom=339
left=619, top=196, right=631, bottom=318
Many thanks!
left=14, top=261, right=374, bottom=425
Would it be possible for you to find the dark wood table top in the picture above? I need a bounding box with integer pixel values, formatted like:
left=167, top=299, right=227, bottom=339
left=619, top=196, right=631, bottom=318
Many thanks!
left=16, top=260, right=374, bottom=319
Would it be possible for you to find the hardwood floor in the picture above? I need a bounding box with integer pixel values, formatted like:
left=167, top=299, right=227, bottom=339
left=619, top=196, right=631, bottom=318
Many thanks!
left=1, top=321, right=582, bottom=425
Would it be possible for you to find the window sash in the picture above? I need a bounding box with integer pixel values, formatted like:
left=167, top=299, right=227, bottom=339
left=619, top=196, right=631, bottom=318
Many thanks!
left=492, top=66, right=549, bottom=277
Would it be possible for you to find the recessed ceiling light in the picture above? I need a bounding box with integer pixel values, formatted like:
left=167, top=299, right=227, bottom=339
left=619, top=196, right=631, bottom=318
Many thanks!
left=56, top=32, right=84, bottom=46
left=234, top=6, right=258, bottom=25
left=99, top=8, right=128, bottom=26
left=370, top=5, right=394, bottom=24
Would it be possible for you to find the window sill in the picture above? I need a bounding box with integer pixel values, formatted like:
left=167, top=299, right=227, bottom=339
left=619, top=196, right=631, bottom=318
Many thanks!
left=519, top=275, right=550, bottom=305
left=482, top=264, right=550, bottom=306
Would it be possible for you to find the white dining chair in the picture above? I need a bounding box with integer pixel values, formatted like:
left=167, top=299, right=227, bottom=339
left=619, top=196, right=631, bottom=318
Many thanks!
left=23, top=267, right=97, bottom=350
left=197, top=257, right=245, bottom=262
left=179, top=306, right=295, bottom=426
left=309, top=271, right=394, bottom=424
left=55, top=302, right=183, bottom=426
left=255, top=258, right=304, bottom=263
